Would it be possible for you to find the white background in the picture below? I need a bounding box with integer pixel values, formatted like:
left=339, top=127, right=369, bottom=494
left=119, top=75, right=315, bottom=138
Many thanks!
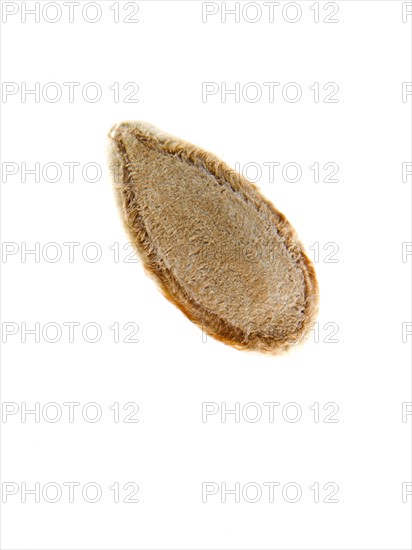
left=1, top=1, right=411, bottom=549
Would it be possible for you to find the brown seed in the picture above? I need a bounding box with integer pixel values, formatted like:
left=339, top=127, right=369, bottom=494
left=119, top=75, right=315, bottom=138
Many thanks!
left=108, top=121, right=319, bottom=354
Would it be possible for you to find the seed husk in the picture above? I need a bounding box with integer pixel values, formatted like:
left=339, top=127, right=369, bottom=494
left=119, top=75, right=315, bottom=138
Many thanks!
left=108, top=121, right=319, bottom=354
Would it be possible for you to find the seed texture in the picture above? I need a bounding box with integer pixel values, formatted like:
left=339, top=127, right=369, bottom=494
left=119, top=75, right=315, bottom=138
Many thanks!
left=108, top=121, right=319, bottom=354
